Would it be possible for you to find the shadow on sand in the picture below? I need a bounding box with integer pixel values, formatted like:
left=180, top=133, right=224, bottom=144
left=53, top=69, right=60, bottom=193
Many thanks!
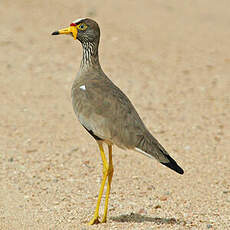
left=111, top=212, right=182, bottom=225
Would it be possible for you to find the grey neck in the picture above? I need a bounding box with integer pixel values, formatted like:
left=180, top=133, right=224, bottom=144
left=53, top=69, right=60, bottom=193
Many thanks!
left=80, top=41, right=101, bottom=71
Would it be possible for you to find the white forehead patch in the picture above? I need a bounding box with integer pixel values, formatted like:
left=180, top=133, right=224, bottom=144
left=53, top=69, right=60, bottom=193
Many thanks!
left=73, top=18, right=86, bottom=24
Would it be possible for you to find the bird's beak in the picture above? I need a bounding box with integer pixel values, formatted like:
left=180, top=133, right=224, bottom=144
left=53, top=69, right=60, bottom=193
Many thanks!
left=52, top=25, right=78, bottom=40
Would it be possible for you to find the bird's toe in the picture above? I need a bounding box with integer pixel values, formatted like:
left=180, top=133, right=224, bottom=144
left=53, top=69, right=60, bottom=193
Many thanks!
left=88, top=216, right=100, bottom=225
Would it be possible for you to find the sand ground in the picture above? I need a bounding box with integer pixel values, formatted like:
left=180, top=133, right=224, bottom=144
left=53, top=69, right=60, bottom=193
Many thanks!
left=0, top=0, right=230, bottom=229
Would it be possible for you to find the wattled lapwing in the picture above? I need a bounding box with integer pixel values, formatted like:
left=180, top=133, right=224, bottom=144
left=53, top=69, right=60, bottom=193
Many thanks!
left=52, top=18, right=184, bottom=225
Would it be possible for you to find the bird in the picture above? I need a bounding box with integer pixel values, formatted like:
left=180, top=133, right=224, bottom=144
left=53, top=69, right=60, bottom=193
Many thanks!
left=52, top=18, right=184, bottom=225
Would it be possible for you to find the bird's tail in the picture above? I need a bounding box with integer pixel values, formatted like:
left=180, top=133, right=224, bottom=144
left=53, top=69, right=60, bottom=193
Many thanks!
left=135, top=132, right=184, bottom=175
left=159, top=150, right=184, bottom=174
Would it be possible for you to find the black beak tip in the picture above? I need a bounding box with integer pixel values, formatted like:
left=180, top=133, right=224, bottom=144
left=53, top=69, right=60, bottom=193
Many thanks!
left=52, top=31, right=59, bottom=35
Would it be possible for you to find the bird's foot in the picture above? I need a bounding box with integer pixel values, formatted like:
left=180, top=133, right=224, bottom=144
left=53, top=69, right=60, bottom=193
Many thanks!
left=101, top=216, right=107, bottom=223
left=88, top=216, right=100, bottom=225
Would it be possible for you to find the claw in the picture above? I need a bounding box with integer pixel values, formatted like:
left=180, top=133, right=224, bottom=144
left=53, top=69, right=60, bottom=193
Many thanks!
left=88, top=216, right=100, bottom=225
left=101, top=217, right=107, bottom=223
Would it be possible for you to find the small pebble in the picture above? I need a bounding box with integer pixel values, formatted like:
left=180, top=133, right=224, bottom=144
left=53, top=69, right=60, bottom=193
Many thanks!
left=223, top=190, right=230, bottom=194
left=138, top=208, right=146, bottom=214
left=184, top=145, right=191, bottom=150
left=159, top=196, right=168, bottom=201
left=69, top=148, right=79, bottom=153
left=26, top=149, right=37, bottom=153
left=207, top=224, right=212, bottom=228
left=214, top=136, right=221, bottom=142
left=9, top=157, right=14, bottom=162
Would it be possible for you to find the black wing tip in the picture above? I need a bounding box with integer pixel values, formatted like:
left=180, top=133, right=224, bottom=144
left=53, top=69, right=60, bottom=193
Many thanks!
left=161, top=154, right=184, bottom=175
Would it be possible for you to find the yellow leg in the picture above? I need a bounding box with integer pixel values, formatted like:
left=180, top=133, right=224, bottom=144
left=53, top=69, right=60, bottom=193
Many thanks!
left=89, top=142, right=108, bottom=225
left=101, top=144, right=114, bottom=223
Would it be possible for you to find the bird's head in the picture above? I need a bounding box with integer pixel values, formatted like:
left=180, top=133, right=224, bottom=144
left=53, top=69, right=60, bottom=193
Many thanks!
left=52, top=18, right=100, bottom=44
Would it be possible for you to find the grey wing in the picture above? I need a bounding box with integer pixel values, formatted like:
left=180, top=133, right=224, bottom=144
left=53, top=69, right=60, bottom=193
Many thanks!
left=72, top=77, right=146, bottom=148
left=72, top=75, right=184, bottom=174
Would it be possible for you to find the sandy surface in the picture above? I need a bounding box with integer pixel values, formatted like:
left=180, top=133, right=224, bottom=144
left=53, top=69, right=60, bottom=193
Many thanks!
left=1, top=0, right=230, bottom=229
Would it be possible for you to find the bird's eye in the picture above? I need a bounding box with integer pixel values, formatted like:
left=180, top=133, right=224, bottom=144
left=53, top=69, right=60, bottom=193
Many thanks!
left=78, top=23, right=87, bottom=30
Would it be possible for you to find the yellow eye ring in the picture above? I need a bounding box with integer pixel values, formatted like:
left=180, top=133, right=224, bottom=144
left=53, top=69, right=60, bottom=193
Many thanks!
left=77, top=23, right=87, bottom=31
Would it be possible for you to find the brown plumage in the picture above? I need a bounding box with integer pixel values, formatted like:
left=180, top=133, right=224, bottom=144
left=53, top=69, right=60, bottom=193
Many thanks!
left=52, top=18, right=183, bottom=224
